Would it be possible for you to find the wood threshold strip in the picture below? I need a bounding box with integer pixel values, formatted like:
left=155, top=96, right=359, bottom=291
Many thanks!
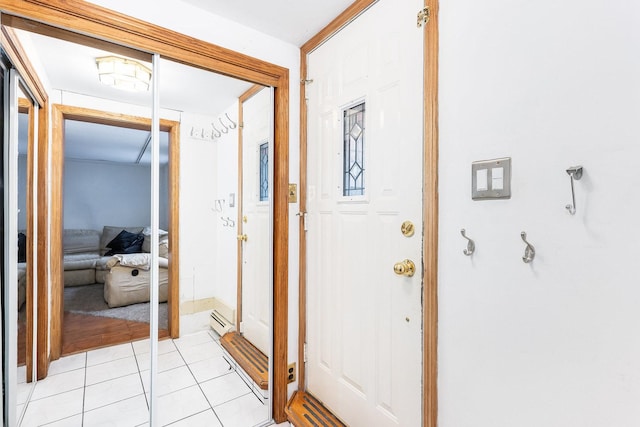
left=220, top=331, right=268, bottom=390
left=285, top=391, right=346, bottom=427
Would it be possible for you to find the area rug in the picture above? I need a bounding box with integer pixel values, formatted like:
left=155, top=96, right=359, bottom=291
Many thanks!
left=64, top=283, right=168, bottom=328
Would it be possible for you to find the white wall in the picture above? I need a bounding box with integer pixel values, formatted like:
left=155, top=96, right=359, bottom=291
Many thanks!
left=214, top=103, right=240, bottom=309
left=63, top=159, right=153, bottom=230
left=438, top=1, right=640, bottom=426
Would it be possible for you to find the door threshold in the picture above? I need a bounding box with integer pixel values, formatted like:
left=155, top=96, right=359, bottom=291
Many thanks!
left=285, top=390, right=346, bottom=427
left=220, top=331, right=268, bottom=390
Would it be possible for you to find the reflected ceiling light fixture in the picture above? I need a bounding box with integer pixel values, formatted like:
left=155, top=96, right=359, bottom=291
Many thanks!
left=95, top=56, right=152, bottom=92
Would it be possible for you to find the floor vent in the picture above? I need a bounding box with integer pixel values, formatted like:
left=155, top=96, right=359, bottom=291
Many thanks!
left=209, top=298, right=235, bottom=336
left=286, top=390, right=346, bottom=427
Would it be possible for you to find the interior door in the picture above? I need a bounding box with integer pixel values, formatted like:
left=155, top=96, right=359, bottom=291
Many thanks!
left=305, top=0, right=424, bottom=425
left=240, top=87, right=272, bottom=355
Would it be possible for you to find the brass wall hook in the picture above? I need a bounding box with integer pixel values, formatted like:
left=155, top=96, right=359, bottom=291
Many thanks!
left=460, top=229, right=475, bottom=256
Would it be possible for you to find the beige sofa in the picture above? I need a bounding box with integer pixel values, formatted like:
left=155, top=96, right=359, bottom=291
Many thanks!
left=63, top=226, right=169, bottom=307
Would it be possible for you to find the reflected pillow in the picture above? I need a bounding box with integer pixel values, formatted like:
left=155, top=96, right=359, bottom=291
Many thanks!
left=18, top=233, right=26, bottom=263
left=105, top=230, right=144, bottom=256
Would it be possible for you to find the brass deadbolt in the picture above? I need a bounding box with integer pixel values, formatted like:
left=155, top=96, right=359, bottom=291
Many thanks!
left=401, top=221, right=415, bottom=237
left=393, top=259, right=416, bottom=277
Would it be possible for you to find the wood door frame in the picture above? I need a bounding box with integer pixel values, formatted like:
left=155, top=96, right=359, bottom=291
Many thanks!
left=297, top=0, right=439, bottom=426
left=1, top=25, right=50, bottom=381
left=49, top=104, right=180, bottom=359
left=18, top=97, right=34, bottom=383
left=0, top=1, right=290, bottom=422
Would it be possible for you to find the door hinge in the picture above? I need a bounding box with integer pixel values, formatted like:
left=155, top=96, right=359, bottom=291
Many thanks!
left=417, top=6, right=430, bottom=27
left=303, top=343, right=308, bottom=363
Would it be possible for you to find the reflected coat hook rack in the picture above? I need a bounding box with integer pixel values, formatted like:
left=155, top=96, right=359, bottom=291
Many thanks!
left=460, top=229, right=475, bottom=256
left=521, top=231, right=535, bottom=263
left=190, top=112, right=238, bottom=141
left=565, top=165, right=583, bottom=215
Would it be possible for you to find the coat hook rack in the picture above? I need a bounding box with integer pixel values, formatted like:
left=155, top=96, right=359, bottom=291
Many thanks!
left=565, top=165, right=583, bottom=215
left=520, top=231, right=535, bottom=263
left=460, top=229, right=475, bottom=256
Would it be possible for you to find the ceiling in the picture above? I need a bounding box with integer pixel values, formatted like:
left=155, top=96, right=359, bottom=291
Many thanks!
left=13, top=0, right=355, bottom=164
left=180, top=0, right=355, bottom=46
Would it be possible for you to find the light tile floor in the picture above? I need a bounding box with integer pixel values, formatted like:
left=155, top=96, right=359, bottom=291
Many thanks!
left=19, top=330, right=290, bottom=427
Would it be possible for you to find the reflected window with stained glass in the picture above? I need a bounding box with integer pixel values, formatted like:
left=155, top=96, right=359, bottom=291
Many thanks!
left=259, top=141, right=269, bottom=201
left=343, top=102, right=365, bottom=196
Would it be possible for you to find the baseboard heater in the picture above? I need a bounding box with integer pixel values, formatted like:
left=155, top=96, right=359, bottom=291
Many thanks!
left=209, top=298, right=236, bottom=336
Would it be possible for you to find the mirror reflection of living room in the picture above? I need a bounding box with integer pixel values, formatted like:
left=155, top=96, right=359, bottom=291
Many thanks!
left=61, top=118, right=171, bottom=355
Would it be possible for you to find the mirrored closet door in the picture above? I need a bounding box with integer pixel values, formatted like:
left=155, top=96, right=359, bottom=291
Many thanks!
left=2, top=18, right=276, bottom=426
left=2, top=59, right=39, bottom=427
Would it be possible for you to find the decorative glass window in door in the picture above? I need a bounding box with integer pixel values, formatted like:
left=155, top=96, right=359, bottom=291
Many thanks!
left=343, top=102, right=365, bottom=196
left=259, top=141, right=269, bottom=201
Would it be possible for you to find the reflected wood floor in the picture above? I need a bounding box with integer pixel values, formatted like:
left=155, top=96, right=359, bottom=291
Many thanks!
left=62, top=312, right=169, bottom=356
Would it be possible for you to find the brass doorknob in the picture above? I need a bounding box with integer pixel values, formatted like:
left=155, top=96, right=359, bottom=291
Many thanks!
left=237, top=234, right=248, bottom=242
left=393, top=259, right=416, bottom=277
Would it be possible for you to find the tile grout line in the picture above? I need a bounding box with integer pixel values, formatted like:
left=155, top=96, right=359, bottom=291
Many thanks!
left=175, top=334, right=228, bottom=426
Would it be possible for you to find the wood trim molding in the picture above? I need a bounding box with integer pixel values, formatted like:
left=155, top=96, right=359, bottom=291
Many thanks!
left=0, top=25, right=47, bottom=105
left=1, top=0, right=285, bottom=86
left=36, top=102, right=50, bottom=379
left=297, top=0, right=378, bottom=393
left=5, top=28, right=50, bottom=380
left=168, top=122, right=180, bottom=339
left=21, top=99, right=35, bottom=383
left=49, top=104, right=181, bottom=355
left=1, top=2, right=290, bottom=422
left=423, top=2, right=439, bottom=426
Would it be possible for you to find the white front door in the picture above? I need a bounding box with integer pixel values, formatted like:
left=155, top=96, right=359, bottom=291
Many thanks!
left=305, top=0, right=424, bottom=425
left=240, top=87, right=272, bottom=355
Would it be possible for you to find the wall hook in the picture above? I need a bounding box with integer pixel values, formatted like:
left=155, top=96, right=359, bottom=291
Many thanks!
left=520, top=231, right=535, bottom=263
left=219, top=117, right=229, bottom=134
left=211, top=123, right=222, bottom=138
left=460, top=229, right=475, bottom=256
left=565, top=165, right=583, bottom=215
left=225, top=113, right=237, bottom=129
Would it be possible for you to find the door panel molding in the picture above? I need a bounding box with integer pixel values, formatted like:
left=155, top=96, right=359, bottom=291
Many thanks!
left=0, top=1, right=290, bottom=421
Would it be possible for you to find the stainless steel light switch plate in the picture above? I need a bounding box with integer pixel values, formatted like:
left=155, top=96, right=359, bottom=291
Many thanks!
left=472, top=157, right=511, bottom=200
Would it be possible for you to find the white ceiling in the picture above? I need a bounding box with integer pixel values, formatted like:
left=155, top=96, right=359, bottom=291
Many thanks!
left=180, top=0, right=354, bottom=46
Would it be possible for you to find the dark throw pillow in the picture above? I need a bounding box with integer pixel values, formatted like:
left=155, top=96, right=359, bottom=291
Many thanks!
left=105, top=230, right=144, bottom=256
left=18, top=233, right=27, bottom=263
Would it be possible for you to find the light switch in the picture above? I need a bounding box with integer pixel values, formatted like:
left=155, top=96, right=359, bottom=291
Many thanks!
left=492, top=167, right=504, bottom=190
left=471, top=157, right=511, bottom=200
left=476, top=169, right=488, bottom=191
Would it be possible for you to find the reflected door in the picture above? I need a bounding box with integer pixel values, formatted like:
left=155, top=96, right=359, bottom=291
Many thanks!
left=240, top=87, right=272, bottom=355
